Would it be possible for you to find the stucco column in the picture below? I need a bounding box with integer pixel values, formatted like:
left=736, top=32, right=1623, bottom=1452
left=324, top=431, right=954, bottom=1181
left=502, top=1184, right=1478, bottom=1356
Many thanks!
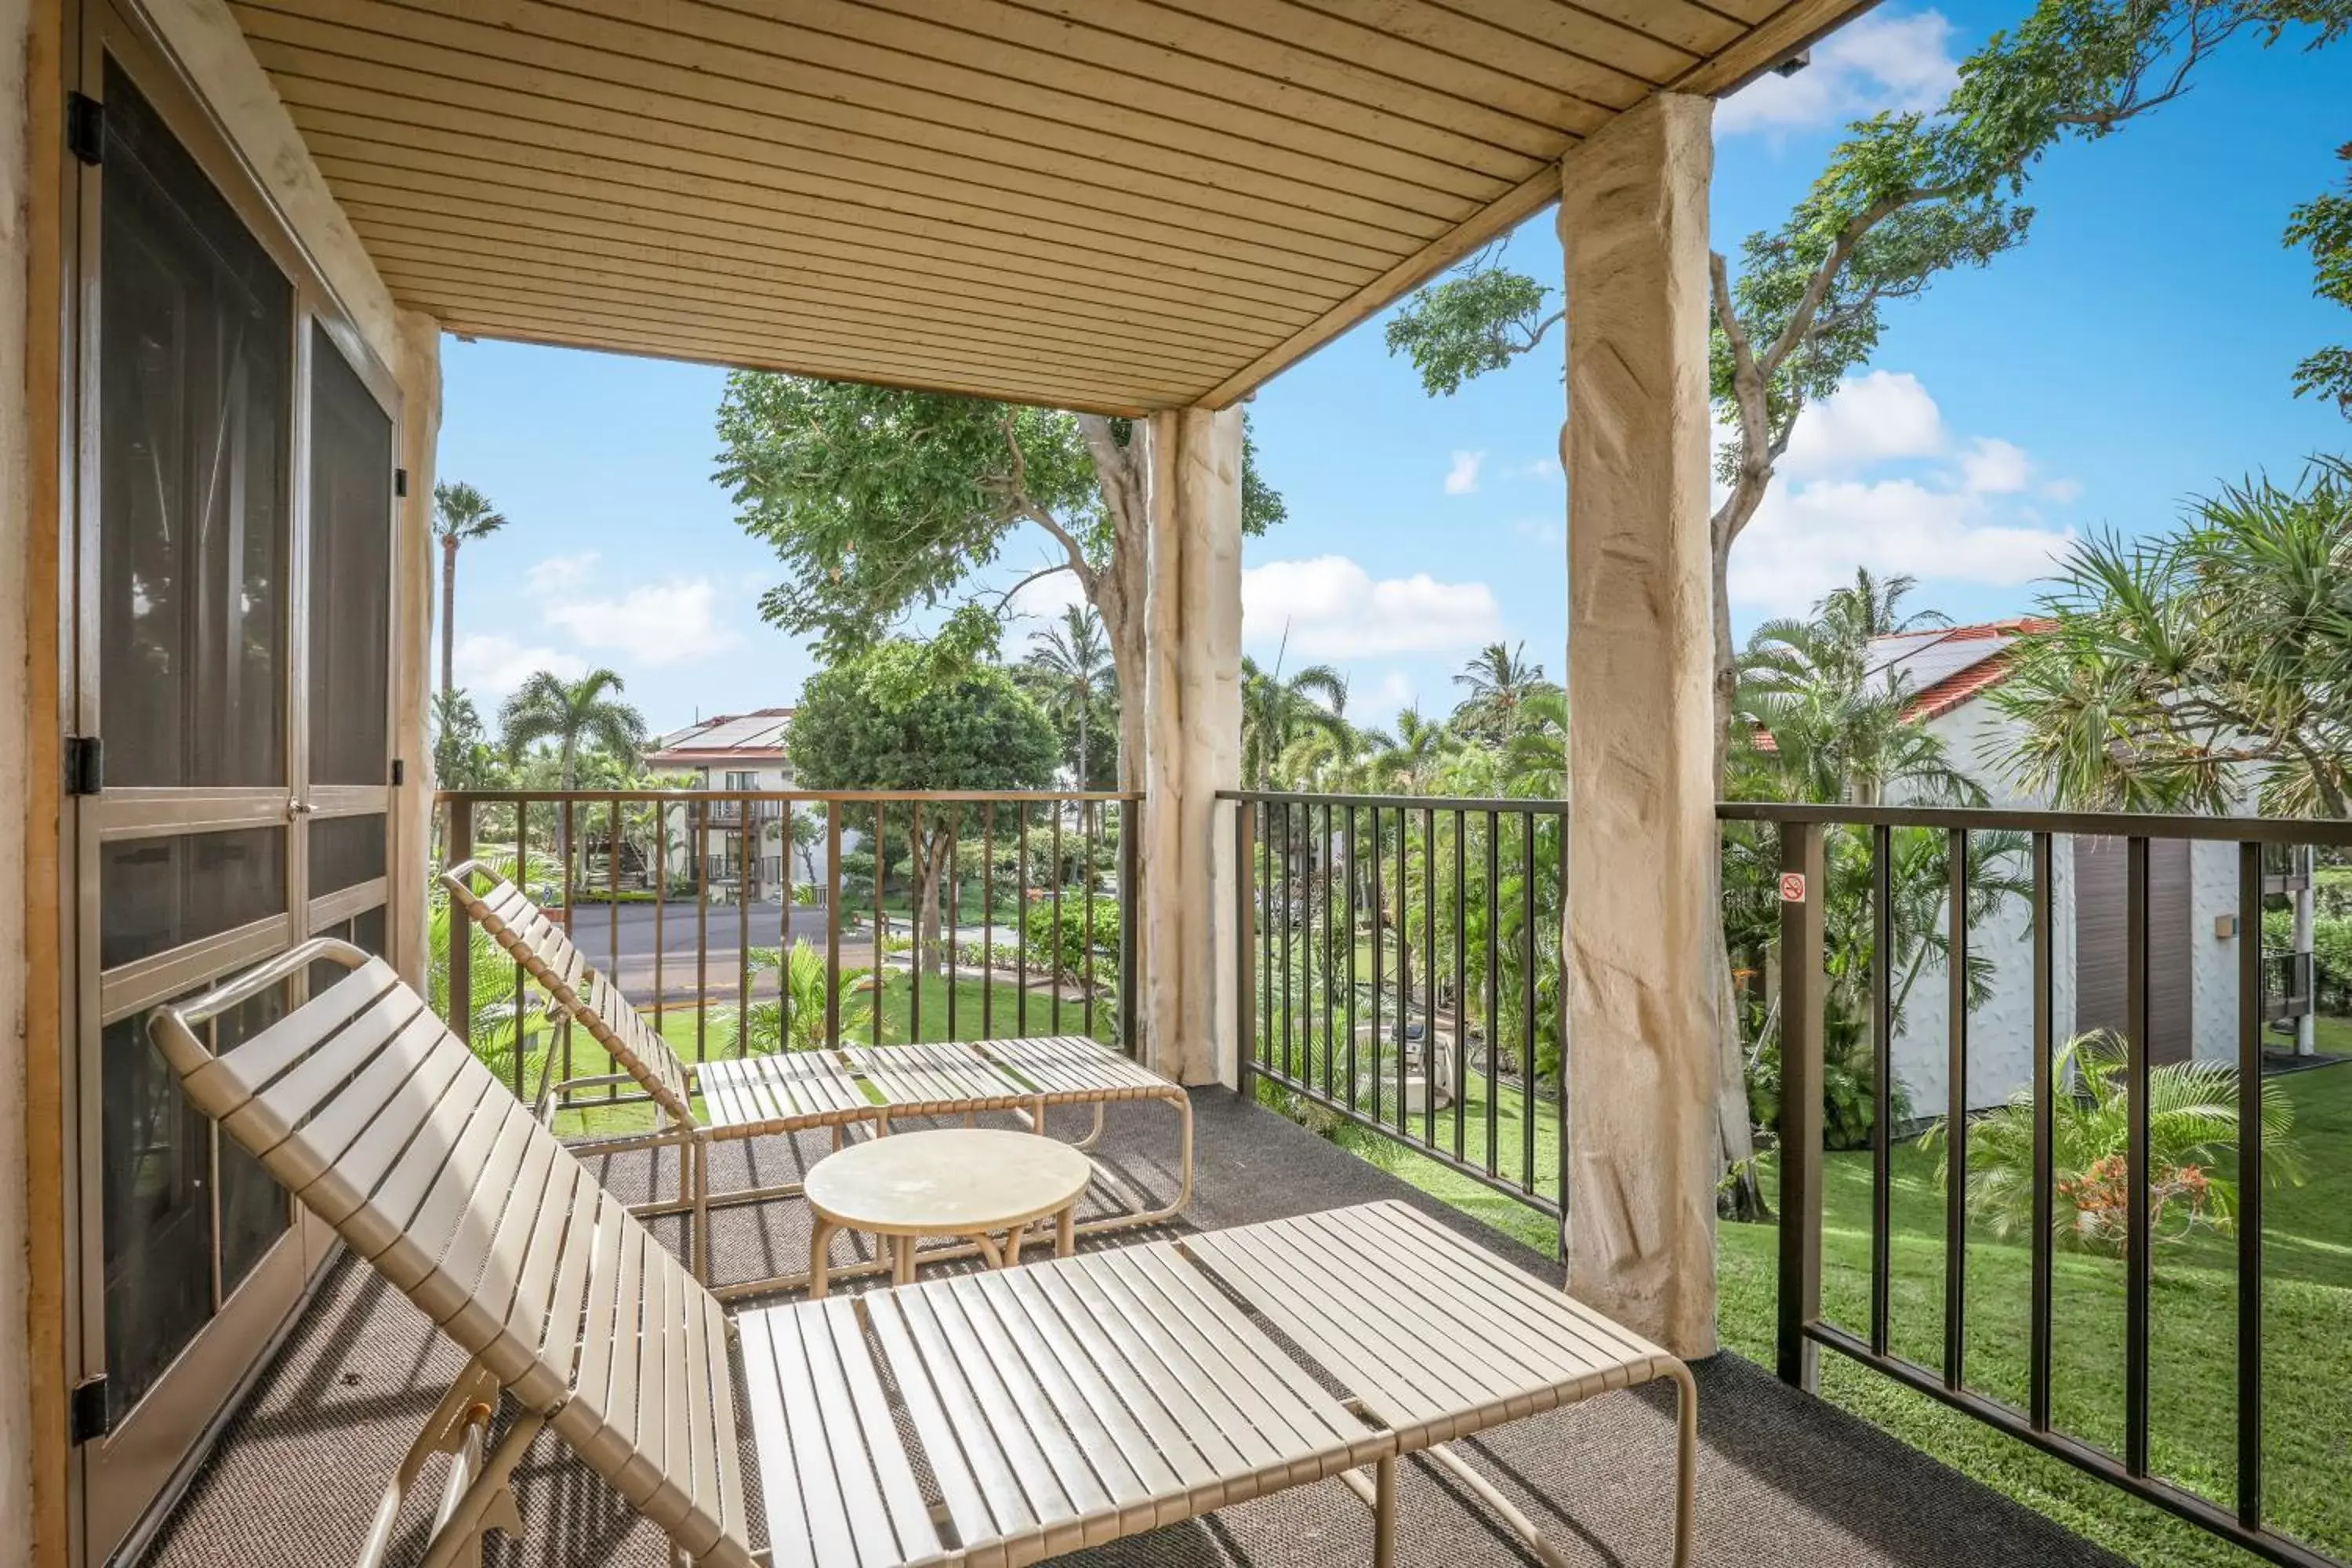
left=1559, top=93, right=1720, bottom=1358
left=391, top=310, right=441, bottom=986
left=1137, top=407, right=1243, bottom=1086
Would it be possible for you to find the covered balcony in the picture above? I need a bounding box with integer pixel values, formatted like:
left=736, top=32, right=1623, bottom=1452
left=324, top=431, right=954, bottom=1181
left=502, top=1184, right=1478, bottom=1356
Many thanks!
left=2, top=4, right=2345, bottom=1568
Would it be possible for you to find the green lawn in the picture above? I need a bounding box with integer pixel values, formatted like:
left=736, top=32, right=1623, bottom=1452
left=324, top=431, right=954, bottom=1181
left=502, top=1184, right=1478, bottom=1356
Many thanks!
left=1325, top=1054, right=2352, bottom=1568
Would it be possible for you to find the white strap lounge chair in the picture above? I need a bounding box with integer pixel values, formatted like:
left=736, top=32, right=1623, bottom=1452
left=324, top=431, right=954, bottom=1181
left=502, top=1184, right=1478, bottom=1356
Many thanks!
left=154, top=942, right=1696, bottom=1568
left=442, top=860, right=1193, bottom=1297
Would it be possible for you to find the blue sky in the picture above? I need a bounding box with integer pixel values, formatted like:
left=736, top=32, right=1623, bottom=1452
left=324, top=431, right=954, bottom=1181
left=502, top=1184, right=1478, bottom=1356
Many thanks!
left=436, top=3, right=2352, bottom=739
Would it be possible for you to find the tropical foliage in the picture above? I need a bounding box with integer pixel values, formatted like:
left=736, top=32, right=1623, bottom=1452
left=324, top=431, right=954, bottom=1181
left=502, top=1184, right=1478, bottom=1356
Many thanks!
left=2287, top=139, right=2352, bottom=418
left=1926, top=1031, right=2302, bottom=1254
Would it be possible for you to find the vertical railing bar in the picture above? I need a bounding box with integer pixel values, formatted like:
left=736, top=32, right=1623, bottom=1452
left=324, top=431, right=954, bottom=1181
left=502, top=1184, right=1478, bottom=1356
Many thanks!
left=949, top=804, right=963, bottom=1044
left=695, top=797, right=710, bottom=1062
left=1423, top=805, right=1438, bottom=1150
left=1944, top=826, right=1968, bottom=1392
left=779, top=802, right=793, bottom=1053
left=735, top=798, right=751, bottom=1061
left=2236, top=840, right=2265, bottom=1530
left=1120, top=799, right=1140, bottom=1058
left=873, top=803, right=886, bottom=1049
left=1370, top=807, right=1385, bottom=1127
left=1871, top=822, right=1893, bottom=1359
left=1258, top=802, right=1274, bottom=1082
left=1521, top=812, right=1537, bottom=1195
left=1281, top=804, right=1295, bottom=1083
left=1236, top=800, right=1258, bottom=1102
left=1454, top=807, right=1468, bottom=1164
left=1777, top=819, right=1825, bottom=1392
left=1300, top=800, right=1316, bottom=1093
left=1051, top=801, right=1064, bottom=1036
left=2125, top=833, right=2152, bottom=1478
left=652, top=802, right=666, bottom=1036
left=2030, top=830, right=2056, bottom=1431
left=983, top=801, right=996, bottom=1042
left=1018, top=804, right=1031, bottom=1036
left=1082, top=800, right=1095, bottom=1041
left=911, top=803, right=926, bottom=1045
left=447, top=793, right=476, bottom=1070
left=1485, top=809, right=1501, bottom=1179
left=1395, top=805, right=1409, bottom=1131
left=1345, top=807, right=1359, bottom=1112
left=608, top=795, right=622, bottom=1097
left=1322, top=801, right=1337, bottom=1102
left=511, top=801, right=528, bottom=1099
left=561, top=799, right=576, bottom=1089
left=824, top=807, right=842, bottom=1046
left=1554, top=810, right=1570, bottom=1235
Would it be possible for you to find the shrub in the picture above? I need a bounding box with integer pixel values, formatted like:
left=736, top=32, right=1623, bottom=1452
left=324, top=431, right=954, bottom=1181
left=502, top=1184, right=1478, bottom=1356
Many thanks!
left=1021, top=895, right=1120, bottom=985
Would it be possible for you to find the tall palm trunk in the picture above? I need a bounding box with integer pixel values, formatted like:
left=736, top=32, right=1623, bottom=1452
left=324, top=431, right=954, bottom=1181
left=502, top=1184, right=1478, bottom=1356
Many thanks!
left=440, top=533, right=461, bottom=700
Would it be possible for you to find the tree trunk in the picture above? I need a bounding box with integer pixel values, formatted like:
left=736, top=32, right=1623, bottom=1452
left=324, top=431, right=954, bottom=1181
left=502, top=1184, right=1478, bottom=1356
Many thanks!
left=439, top=533, right=459, bottom=700
left=1711, top=483, right=1770, bottom=1220
left=915, top=824, right=951, bottom=981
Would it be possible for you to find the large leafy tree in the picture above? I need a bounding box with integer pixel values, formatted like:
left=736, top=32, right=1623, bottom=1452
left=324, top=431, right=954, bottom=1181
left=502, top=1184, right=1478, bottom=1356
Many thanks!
left=789, top=641, right=1059, bottom=978
left=1387, top=0, right=2347, bottom=1210
left=2287, top=140, right=2352, bottom=416
left=433, top=481, right=507, bottom=700
left=716, top=379, right=1286, bottom=784
left=1994, top=456, right=2352, bottom=815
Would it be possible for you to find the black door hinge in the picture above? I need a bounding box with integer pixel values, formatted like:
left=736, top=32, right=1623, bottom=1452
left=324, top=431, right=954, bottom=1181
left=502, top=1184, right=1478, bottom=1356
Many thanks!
left=394, top=467, right=408, bottom=498
left=390, top=758, right=405, bottom=786
left=71, top=1376, right=110, bottom=1445
left=66, top=91, right=104, bottom=166
left=65, top=735, right=103, bottom=796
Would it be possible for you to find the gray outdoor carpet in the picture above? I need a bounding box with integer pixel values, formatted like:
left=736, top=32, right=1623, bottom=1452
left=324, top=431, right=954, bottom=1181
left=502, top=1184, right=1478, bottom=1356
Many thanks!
left=140, top=1090, right=2126, bottom=1568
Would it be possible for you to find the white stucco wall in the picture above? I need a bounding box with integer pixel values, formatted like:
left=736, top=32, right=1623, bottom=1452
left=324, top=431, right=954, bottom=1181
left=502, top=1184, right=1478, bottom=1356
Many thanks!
left=1888, top=698, right=2246, bottom=1118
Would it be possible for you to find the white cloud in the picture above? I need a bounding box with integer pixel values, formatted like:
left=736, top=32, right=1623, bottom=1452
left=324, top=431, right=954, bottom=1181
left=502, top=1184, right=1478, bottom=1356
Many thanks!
left=1718, top=9, right=1959, bottom=136
left=1006, top=566, right=1090, bottom=623
left=525, top=552, right=599, bottom=593
left=542, top=579, right=740, bottom=666
left=1731, top=476, right=2074, bottom=615
left=2042, top=477, right=2084, bottom=504
left=1444, top=450, right=1486, bottom=495
left=1244, top=555, right=1501, bottom=659
left=1511, top=456, right=1562, bottom=482
left=1780, top=370, right=1946, bottom=477
left=452, top=633, right=586, bottom=697
left=1959, top=436, right=2031, bottom=494
left=1514, top=517, right=1563, bottom=547
left=1375, top=670, right=1417, bottom=713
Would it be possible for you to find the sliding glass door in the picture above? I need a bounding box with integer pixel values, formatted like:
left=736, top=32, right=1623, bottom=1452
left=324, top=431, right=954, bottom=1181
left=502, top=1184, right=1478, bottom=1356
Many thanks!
left=68, top=11, right=399, bottom=1559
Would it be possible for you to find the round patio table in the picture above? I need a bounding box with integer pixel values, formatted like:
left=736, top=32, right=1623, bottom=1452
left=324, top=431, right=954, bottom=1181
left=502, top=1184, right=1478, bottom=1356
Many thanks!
left=804, top=1127, right=1094, bottom=1298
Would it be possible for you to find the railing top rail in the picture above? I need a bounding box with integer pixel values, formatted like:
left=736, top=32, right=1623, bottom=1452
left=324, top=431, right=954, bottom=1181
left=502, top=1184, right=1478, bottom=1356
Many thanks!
left=1715, top=799, right=2352, bottom=847
left=1218, top=789, right=1568, bottom=815
left=437, top=788, right=1142, bottom=804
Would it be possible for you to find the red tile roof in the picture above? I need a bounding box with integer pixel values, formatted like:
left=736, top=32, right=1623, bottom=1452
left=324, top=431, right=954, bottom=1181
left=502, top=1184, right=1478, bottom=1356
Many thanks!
left=1748, top=616, right=2055, bottom=751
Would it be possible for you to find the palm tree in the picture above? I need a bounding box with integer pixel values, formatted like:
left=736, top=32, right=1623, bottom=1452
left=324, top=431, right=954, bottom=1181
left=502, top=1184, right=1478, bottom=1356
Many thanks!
left=1452, top=641, right=1553, bottom=741
left=1020, top=605, right=1116, bottom=791
left=1359, top=706, right=1454, bottom=793
left=1240, top=648, right=1351, bottom=790
left=434, top=481, right=509, bottom=700
left=499, top=668, right=648, bottom=873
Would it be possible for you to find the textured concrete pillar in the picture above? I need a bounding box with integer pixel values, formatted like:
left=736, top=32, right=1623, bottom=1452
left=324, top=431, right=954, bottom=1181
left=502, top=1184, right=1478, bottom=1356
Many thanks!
left=1138, top=407, right=1243, bottom=1086
left=391, top=311, right=441, bottom=986
left=1559, top=93, right=1720, bottom=1357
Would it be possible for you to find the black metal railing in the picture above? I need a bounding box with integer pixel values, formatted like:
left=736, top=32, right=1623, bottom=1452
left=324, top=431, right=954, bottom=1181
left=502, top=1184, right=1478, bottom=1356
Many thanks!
left=437, top=789, right=1141, bottom=1109
left=1727, top=800, right=2352, bottom=1568
left=1222, top=790, right=1569, bottom=1229
left=2264, top=949, right=2315, bottom=1028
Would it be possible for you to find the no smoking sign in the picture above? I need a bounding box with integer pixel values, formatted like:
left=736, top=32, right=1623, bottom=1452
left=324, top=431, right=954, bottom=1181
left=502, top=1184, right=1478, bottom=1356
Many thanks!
left=1778, top=871, right=1807, bottom=904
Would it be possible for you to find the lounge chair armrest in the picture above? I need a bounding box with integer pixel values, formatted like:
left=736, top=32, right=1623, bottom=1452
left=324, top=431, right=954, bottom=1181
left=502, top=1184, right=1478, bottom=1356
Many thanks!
left=147, top=937, right=373, bottom=1073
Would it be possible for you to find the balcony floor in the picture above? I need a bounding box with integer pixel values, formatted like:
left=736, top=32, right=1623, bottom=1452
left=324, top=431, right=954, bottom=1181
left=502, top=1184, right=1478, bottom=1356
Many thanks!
left=143, top=1090, right=2124, bottom=1568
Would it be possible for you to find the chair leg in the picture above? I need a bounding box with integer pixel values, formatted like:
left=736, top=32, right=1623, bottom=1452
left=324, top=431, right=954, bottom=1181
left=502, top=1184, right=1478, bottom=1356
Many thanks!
left=1670, top=1361, right=1699, bottom=1568
left=416, top=1410, right=546, bottom=1568
left=1371, top=1456, right=1396, bottom=1568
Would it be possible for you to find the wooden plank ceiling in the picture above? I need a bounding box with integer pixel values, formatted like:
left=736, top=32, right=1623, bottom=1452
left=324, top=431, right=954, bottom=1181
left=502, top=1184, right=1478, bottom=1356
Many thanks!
left=237, top=0, right=1866, bottom=414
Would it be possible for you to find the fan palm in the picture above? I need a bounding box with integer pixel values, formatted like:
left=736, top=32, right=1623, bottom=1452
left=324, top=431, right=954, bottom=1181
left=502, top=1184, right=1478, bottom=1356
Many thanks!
left=739, top=940, right=883, bottom=1051
left=1453, top=641, right=1555, bottom=741
left=499, top=668, right=648, bottom=871
left=434, top=481, right=509, bottom=700
left=1358, top=706, right=1455, bottom=793
left=1926, top=1031, right=2303, bottom=1254
left=1240, top=649, right=1351, bottom=789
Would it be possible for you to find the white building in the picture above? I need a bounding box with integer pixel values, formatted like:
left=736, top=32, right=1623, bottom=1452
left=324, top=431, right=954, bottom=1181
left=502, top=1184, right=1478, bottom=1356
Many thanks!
left=643, top=709, right=828, bottom=904
left=1867, top=621, right=2314, bottom=1120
